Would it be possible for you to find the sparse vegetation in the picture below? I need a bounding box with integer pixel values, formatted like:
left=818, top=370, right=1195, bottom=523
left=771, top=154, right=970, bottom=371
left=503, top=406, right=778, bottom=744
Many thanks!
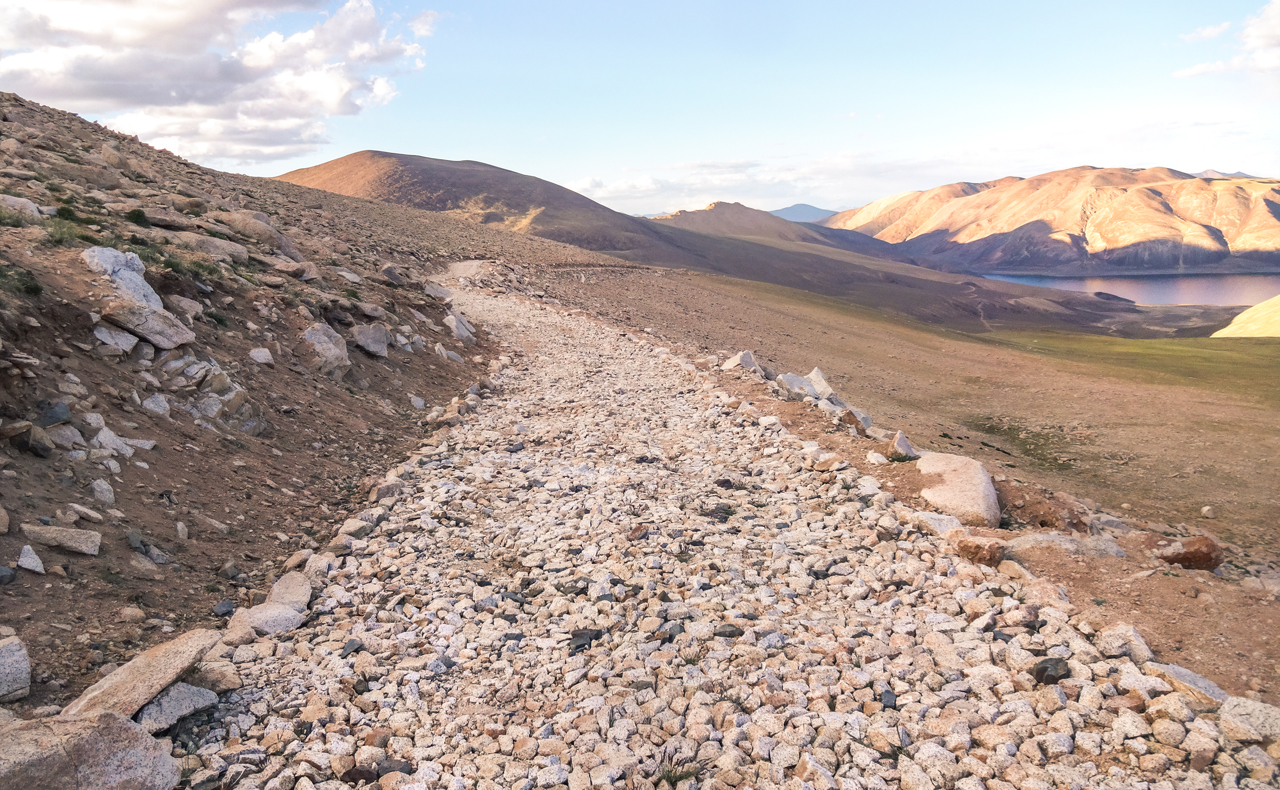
left=44, top=217, right=83, bottom=246
left=125, top=208, right=152, bottom=228
left=0, top=266, right=42, bottom=296
left=0, top=206, right=30, bottom=227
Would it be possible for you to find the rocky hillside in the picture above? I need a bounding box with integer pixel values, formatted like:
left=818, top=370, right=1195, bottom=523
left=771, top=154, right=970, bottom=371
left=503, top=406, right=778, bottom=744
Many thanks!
left=2, top=92, right=1280, bottom=790
left=0, top=90, right=639, bottom=719
left=7, top=264, right=1280, bottom=790
left=819, top=168, right=1280, bottom=276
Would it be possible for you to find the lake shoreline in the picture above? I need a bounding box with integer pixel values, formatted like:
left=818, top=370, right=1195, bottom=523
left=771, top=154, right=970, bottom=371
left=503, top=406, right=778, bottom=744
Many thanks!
left=982, top=273, right=1280, bottom=307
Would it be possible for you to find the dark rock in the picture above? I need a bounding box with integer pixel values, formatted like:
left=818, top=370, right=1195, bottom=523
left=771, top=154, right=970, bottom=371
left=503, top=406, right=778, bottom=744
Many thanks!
left=714, top=624, right=745, bottom=638
left=34, top=401, right=71, bottom=428
left=379, top=760, right=412, bottom=777
left=10, top=424, right=54, bottom=458
left=504, top=442, right=524, bottom=453
left=569, top=628, right=604, bottom=654
left=881, top=689, right=897, bottom=709
left=341, top=765, right=378, bottom=784
left=339, top=639, right=364, bottom=658
left=211, top=601, right=236, bottom=617
left=0, top=567, right=15, bottom=585
left=217, top=560, right=240, bottom=579
left=1031, top=657, right=1071, bottom=685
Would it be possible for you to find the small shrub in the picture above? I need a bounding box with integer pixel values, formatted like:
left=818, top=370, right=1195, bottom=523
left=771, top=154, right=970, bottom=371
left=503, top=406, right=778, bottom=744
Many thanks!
left=54, top=205, right=80, bottom=222
left=0, top=267, right=42, bottom=296
left=0, top=207, right=29, bottom=228
left=207, top=310, right=228, bottom=327
left=45, top=218, right=82, bottom=246
left=343, top=288, right=360, bottom=299
left=44, top=181, right=63, bottom=193
left=125, top=208, right=151, bottom=228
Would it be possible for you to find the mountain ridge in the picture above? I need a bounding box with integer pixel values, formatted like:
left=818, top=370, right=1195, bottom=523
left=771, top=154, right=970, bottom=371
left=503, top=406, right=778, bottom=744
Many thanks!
left=818, top=166, right=1280, bottom=275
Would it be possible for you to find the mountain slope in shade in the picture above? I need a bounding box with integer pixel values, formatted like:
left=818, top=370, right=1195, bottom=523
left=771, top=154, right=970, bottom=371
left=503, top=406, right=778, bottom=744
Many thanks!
left=1212, top=291, right=1280, bottom=337
left=820, top=167, right=1280, bottom=275
left=769, top=203, right=838, bottom=222
left=649, top=201, right=911, bottom=262
left=275, top=151, right=924, bottom=282
left=276, top=150, right=672, bottom=254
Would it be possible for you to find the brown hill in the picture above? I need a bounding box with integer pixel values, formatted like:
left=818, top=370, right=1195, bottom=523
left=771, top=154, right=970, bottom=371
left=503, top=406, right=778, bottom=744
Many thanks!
left=277, top=150, right=693, bottom=262
left=275, top=152, right=1245, bottom=334
left=648, top=200, right=911, bottom=262
left=819, top=166, right=1280, bottom=275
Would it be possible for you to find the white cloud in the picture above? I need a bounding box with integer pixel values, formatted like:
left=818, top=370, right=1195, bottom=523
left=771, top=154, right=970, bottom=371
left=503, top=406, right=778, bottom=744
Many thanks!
left=1174, top=61, right=1230, bottom=78
left=1241, top=0, right=1280, bottom=69
left=1175, top=1, right=1280, bottom=77
left=570, top=103, right=1279, bottom=216
left=410, top=10, right=441, bottom=38
left=0, top=0, right=429, bottom=165
left=1181, top=22, right=1230, bottom=42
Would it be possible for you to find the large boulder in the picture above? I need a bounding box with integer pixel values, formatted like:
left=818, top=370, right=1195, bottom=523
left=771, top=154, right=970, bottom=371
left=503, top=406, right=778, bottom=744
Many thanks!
left=445, top=311, right=475, bottom=345
left=228, top=602, right=304, bottom=636
left=174, top=232, right=249, bottom=265
left=721, top=350, right=764, bottom=376
left=265, top=571, right=313, bottom=613
left=101, top=303, right=195, bottom=349
left=0, top=711, right=179, bottom=790
left=0, top=194, right=41, bottom=222
left=0, top=636, right=30, bottom=702
left=81, top=247, right=163, bottom=309
left=776, top=373, right=818, bottom=400
left=1219, top=696, right=1280, bottom=740
left=917, top=452, right=1001, bottom=528
left=352, top=323, right=392, bottom=357
left=219, top=210, right=302, bottom=261
left=301, top=322, right=350, bottom=379
left=62, top=629, right=221, bottom=718
left=133, top=682, right=218, bottom=734
left=20, top=524, right=101, bottom=555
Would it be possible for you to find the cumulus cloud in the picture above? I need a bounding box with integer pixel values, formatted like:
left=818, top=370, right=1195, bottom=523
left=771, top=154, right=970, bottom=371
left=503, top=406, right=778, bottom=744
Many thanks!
left=0, top=0, right=432, bottom=165
left=409, top=10, right=441, bottom=37
left=1176, top=1, right=1280, bottom=77
left=1181, top=22, right=1230, bottom=42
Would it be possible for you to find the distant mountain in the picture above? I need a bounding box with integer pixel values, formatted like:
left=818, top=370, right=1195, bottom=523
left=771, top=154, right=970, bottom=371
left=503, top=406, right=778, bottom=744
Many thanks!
left=274, top=152, right=919, bottom=290
left=649, top=201, right=911, bottom=262
left=1196, top=169, right=1259, bottom=179
left=819, top=166, right=1280, bottom=275
left=769, top=203, right=838, bottom=223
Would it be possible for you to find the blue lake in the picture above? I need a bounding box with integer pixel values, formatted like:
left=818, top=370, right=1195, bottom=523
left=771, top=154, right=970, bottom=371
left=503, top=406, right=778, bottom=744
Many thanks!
left=984, top=274, right=1280, bottom=306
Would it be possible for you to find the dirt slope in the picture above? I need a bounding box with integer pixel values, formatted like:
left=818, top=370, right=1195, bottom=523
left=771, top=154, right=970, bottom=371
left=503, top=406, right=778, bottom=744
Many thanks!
left=820, top=167, right=1280, bottom=275
left=649, top=200, right=909, bottom=261
left=1213, top=291, right=1280, bottom=337
left=0, top=90, right=637, bottom=709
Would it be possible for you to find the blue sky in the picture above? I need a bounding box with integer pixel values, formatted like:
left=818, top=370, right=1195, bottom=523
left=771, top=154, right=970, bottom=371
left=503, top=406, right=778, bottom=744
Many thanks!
left=2, top=1, right=1278, bottom=214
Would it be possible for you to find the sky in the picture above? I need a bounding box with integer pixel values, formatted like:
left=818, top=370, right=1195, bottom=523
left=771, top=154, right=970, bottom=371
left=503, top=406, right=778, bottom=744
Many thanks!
left=1, top=1, right=1278, bottom=216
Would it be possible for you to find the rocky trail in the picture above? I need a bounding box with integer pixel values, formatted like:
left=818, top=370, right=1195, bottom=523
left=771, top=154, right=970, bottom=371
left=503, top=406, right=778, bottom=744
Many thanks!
left=0, top=91, right=1278, bottom=790
left=10, top=273, right=1277, bottom=790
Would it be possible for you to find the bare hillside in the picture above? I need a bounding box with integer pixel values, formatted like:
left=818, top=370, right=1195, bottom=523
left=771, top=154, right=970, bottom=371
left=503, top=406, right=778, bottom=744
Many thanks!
left=821, top=167, right=1280, bottom=275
